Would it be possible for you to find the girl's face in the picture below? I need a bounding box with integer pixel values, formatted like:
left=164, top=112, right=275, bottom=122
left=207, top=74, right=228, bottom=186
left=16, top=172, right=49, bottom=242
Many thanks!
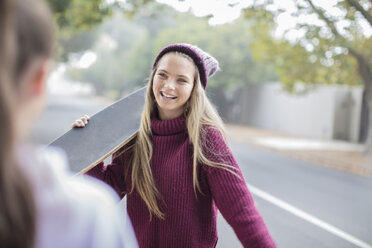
left=152, top=53, right=195, bottom=120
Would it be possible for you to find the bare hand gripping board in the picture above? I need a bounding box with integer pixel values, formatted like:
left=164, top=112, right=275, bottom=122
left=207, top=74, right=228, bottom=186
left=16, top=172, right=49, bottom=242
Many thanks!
left=49, top=87, right=146, bottom=174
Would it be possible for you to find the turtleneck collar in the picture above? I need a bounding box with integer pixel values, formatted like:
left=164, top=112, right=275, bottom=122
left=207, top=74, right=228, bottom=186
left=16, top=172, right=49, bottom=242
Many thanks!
left=151, top=114, right=187, bottom=136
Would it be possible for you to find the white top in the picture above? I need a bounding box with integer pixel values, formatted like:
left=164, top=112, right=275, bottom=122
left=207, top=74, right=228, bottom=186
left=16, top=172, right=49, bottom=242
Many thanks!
left=16, top=144, right=138, bottom=248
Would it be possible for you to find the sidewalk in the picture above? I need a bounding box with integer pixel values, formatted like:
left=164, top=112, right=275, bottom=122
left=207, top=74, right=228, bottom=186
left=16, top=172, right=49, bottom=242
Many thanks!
left=225, top=124, right=372, bottom=178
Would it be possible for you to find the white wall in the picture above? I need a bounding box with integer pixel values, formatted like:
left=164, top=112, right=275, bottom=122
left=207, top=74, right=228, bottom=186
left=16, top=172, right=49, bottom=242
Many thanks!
left=231, top=83, right=363, bottom=142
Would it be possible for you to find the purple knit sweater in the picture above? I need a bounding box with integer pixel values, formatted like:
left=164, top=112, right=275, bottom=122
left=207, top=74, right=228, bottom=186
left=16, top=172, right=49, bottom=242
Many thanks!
left=87, top=115, right=276, bottom=248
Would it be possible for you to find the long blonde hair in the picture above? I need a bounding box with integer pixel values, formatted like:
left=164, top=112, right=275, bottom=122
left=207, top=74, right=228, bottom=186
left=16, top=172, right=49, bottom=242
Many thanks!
left=129, top=52, right=239, bottom=219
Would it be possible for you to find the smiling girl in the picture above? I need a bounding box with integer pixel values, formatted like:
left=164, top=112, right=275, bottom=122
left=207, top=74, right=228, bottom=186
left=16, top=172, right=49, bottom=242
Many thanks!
left=76, top=43, right=276, bottom=248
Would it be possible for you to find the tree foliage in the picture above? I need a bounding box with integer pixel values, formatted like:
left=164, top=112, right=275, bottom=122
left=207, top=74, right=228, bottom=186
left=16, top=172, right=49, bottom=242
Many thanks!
left=66, top=12, right=154, bottom=97
left=243, top=0, right=371, bottom=93
left=47, top=0, right=112, bottom=30
left=66, top=5, right=277, bottom=98
left=46, top=0, right=113, bottom=59
left=242, top=0, right=372, bottom=153
left=154, top=14, right=277, bottom=91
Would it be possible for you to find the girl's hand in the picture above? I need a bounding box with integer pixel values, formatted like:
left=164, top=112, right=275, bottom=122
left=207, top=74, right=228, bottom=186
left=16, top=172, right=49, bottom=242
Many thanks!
left=71, top=115, right=90, bottom=128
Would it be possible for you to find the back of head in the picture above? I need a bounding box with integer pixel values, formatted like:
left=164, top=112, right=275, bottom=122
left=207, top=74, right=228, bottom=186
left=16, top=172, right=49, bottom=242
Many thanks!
left=13, top=0, right=54, bottom=83
left=0, top=0, right=54, bottom=247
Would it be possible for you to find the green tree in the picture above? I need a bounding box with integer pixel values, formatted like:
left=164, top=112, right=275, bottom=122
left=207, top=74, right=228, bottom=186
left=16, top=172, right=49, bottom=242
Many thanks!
left=46, top=0, right=113, bottom=60
left=66, top=5, right=176, bottom=97
left=242, top=0, right=372, bottom=154
left=46, top=0, right=175, bottom=60
left=154, top=13, right=277, bottom=117
left=66, top=12, right=152, bottom=97
left=155, top=14, right=277, bottom=91
left=47, top=0, right=111, bottom=31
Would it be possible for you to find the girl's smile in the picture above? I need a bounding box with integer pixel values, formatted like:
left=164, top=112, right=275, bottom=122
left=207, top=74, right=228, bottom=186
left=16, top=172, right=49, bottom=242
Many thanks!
left=160, top=91, right=177, bottom=101
left=152, top=53, right=195, bottom=120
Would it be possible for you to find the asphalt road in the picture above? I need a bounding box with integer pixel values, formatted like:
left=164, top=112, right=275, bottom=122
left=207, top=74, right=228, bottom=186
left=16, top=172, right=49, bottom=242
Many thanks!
left=31, top=95, right=372, bottom=248
left=218, top=142, right=372, bottom=248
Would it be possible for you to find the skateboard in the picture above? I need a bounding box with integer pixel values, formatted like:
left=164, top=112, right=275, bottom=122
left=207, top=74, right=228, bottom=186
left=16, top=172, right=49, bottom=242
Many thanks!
left=49, top=87, right=146, bottom=174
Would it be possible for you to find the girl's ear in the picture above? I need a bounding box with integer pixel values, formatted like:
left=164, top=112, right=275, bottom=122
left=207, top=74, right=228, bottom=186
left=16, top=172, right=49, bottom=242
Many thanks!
left=28, top=59, right=49, bottom=96
left=16, top=58, right=50, bottom=106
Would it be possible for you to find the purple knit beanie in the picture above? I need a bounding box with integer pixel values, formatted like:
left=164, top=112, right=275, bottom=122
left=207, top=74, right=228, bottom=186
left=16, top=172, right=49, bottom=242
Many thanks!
left=152, top=43, right=220, bottom=89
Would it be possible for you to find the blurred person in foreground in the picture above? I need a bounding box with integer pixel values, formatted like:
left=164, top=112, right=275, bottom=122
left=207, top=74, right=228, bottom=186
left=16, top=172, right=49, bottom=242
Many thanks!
left=0, top=0, right=137, bottom=247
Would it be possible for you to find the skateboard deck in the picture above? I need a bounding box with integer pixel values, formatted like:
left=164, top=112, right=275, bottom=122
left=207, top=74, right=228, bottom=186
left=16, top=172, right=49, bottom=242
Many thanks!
left=49, top=87, right=146, bottom=174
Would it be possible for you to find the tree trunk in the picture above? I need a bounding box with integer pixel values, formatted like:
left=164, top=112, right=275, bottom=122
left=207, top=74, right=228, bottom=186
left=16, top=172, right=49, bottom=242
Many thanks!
left=366, top=89, right=372, bottom=156
left=351, top=50, right=372, bottom=156
left=345, top=0, right=372, bottom=27
left=359, top=90, right=368, bottom=143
